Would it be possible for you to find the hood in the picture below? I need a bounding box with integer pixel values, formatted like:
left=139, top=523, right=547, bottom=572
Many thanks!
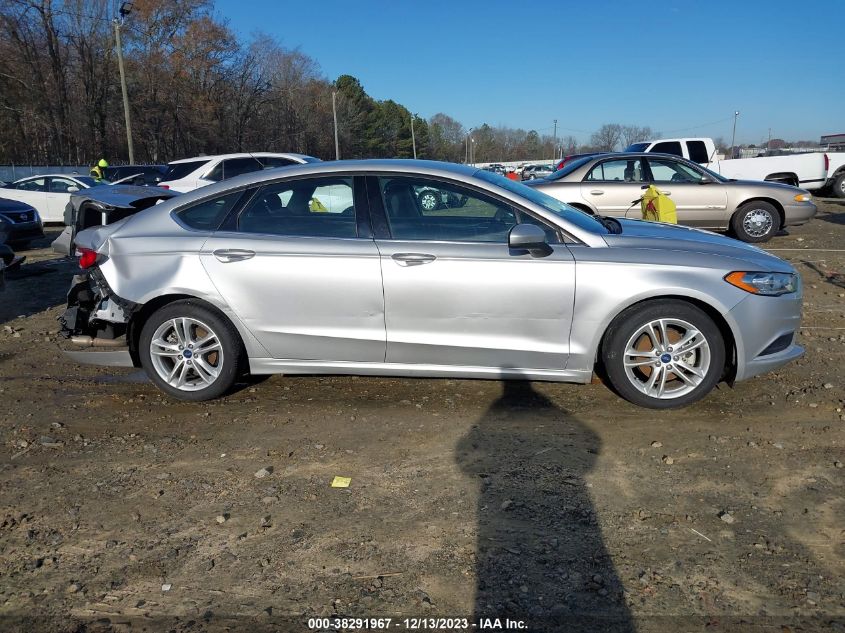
left=724, top=179, right=808, bottom=195
left=604, top=219, right=794, bottom=273
left=0, top=197, right=36, bottom=212
left=70, top=184, right=178, bottom=209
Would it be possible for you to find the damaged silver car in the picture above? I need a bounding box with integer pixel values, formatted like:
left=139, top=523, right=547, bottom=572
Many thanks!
left=60, top=160, right=804, bottom=409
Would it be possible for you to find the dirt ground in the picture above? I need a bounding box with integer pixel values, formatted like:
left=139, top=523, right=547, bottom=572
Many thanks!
left=0, top=201, right=844, bottom=633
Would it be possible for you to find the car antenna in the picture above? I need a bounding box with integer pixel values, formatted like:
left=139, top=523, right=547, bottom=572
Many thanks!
left=248, top=152, right=266, bottom=169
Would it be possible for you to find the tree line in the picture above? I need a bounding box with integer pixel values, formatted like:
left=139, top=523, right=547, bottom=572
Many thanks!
left=0, top=0, right=663, bottom=167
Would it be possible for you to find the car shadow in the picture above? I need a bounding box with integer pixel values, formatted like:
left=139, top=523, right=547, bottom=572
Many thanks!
left=816, top=200, right=845, bottom=226
left=455, top=380, right=634, bottom=632
left=800, top=260, right=845, bottom=290
left=0, top=256, right=77, bottom=325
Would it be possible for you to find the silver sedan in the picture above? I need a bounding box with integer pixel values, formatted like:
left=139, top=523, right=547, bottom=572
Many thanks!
left=60, top=160, right=803, bottom=408
left=526, top=152, right=817, bottom=242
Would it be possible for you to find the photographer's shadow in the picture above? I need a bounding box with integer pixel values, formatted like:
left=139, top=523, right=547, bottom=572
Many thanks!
left=456, top=381, right=634, bottom=632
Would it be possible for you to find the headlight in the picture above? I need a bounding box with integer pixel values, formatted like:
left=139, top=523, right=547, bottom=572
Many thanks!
left=794, top=193, right=811, bottom=202
left=725, top=271, right=799, bottom=296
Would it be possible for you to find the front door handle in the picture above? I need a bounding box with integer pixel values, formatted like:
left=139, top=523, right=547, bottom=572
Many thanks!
left=589, top=190, right=605, bottom=195
left=213, top=248, right=255, bottom=263
left=660, top=190, right=671, bottom=195
left=392, top=253, right=436, bottom=266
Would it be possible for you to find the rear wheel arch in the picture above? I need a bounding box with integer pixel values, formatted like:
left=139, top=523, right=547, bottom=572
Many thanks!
left=128, top=294, right=245, bottom=368
left=764, top=172, right=799, bottom=187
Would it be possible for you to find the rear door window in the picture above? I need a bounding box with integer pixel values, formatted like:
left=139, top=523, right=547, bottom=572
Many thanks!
left=237, top=177, right=357, bottom=238
left=585, top=158, right=645, bottom=182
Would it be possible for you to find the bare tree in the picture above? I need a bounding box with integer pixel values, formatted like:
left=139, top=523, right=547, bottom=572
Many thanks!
left=621, top=125, right=653, bottom=147
left=590, top=124, right=623, bottom=152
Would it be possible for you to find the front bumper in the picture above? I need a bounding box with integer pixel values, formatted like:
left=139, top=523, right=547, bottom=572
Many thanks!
left=729, top=291, right=803, bottom=382
left=782, top=201, right=817, bottom=227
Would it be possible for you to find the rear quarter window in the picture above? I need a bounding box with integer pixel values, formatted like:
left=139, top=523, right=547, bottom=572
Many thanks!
left=175, top=190, right=244, bottom=230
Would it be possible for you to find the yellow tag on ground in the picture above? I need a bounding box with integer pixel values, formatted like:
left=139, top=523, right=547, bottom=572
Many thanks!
left=331, top=476, right=351, bottom=488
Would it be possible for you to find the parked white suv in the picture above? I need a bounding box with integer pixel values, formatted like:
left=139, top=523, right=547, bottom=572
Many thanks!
left=158, top=152, right=320, bottom=192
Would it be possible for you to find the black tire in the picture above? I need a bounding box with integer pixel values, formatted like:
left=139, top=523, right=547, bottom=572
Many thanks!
left=601, top=299, right=725, bottom=409
left=139, top=300, right=243, bottom=401
left=831, top=173, right=845, bottom=199
left=417, top=190, right=440, bottom=212
left=730, top=201, right=779, bottom=243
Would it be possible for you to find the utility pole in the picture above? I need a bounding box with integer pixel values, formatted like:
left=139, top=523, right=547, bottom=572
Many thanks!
left=114, top=2, right=135, bottom=165
left=332, top=91, right=340, bottom=160
left=767, top=127, right=772, bottom=151
left=730, top=110, right=740, bottom=159
left=465, top=128, right=473, bottom=164
left=410, top=114, right=417, bottom=159
left=552, top=119, right=557, bottom=161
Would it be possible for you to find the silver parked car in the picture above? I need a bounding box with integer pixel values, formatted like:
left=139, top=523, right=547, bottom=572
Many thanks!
left=527, top=152, right=817, bottom=242
left=522, top=164, right=555, bottom=180
left=60, top=160, right=803, bottom=409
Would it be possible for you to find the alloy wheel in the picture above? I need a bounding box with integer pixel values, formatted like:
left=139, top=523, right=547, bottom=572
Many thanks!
left=623, top=318, right=711, bottom=399
left=149, top=317, right=224, bottom=391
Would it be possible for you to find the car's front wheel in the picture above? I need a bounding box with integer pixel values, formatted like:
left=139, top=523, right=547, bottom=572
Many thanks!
left=139, top=300, right=243, bottom=401
left=601, top=300, right=725, bottom=409
left=731, top=201, right=779, bottom=242
left=831, top=173, right=845, bottom=199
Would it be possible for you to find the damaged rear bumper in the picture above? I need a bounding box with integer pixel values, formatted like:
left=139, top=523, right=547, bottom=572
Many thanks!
left=59, top=268, right=138, bottom=366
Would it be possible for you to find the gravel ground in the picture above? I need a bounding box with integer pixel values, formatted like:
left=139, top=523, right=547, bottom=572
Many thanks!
left=0, top=200, right=843, bottom=632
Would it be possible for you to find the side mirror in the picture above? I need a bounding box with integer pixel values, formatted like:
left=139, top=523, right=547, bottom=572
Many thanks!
left=508, top=223, right=551, bottom=257
left=67, top=186, right=79, bottom=193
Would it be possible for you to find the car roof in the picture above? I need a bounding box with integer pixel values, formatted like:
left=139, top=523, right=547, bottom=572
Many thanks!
left=167, top=152, right=315, bottom=165
left=13, top=173, right=86, bottom=182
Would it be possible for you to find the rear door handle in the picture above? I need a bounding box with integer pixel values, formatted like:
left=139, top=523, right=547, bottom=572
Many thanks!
left=392, top=252, right=436, bottom=266
left=213, top=248, right=255, bottom=263
left=589, top=190, right=605, bottom=195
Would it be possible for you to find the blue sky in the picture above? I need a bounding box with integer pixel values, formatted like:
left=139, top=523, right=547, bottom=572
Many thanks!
left=215, top=0, right=844, bottom=145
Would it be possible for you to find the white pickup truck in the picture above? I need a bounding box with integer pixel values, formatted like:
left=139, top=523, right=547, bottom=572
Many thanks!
left=625, top=137, right=845, bottom=198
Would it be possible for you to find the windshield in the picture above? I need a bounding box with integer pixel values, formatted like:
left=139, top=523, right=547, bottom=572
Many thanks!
left=544, top=156, right=593, bottom=181
left=625, top=142, right=649, bottom=152
left=75, top=176, right=105, bottom=187
left=475, top=169, right=608, bottom=235
left=163, top=159, right=211, bottom=181
left=696, top=162, right=728, bottom=182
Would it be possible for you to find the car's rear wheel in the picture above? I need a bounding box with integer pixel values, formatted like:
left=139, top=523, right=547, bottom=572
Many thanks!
left=731, top=201, right=778, bottom=242
left=601, top=300, right=725, bottom=409
left=139, top=300, right=242, bottom=401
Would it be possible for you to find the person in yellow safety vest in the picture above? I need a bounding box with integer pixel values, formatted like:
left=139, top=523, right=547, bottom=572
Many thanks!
left=90, top=158, right=109, bottom=181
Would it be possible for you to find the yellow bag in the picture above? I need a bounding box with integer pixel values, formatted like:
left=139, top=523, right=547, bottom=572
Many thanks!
left=640, top=185, right=677, bottom=224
